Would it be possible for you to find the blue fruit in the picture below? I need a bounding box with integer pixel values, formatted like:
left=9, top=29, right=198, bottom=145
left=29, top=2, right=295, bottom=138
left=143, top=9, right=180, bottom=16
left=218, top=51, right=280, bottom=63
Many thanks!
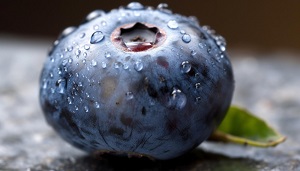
left=39, top=2, right=234, bottom=160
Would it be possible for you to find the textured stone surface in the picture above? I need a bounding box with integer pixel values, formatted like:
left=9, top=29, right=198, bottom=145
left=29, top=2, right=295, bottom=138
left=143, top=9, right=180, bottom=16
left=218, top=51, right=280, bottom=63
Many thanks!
left=1, top=36, right=300, bottom=170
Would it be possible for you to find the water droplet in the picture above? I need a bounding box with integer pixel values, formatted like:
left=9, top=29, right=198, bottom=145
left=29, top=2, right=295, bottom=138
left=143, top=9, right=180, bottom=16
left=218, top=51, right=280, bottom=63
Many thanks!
left=67, top=97, right=73, bottom=104
left=157, top=3, right=172, bottom=13
left=84, top=106, right=89, bottom=113
left=83, top=52, right=87, bottom=57
left=50, top=57, right=55, bottom=62
left=188, top=16, right=199, bottom=24
left=101, top=61, right=107, bottom=68
left=202, top=25, right=215, bottom=35
left=181, top=61, right=191, bottom=73
left=84, top=44, right=90, bottom=50
left=49, top=72, right=53, bottom=78
left=105, top=52, right=111, bottom=58
left=167, top=88, right=187, bottom=110
left=167, top=20, right=178, bottom=29
left=207, top=47, right=212, bottom=54
left=191, top=50, right=197, bottom=56
left=101, top=21, right=107, bottom=26
left=68, top=58, right=72, bottom=64
left=114, top=62, right=122, bottom=69
left=56, top=79, right=66, bottom=94
left=73, top=50, right=80, bottom=58
left=123, top=63, right=129, bottom=70
left=78, top=82, right=83, bottom=87
left=93, top=25, right=99, bottom=30
left=215, top=35, right=227, bottom=51
left=180, top=30, right=186, bottom=34
left=42, top=79, right=48, bottom=89
left=53, top=40, right=59, bottom=46
left=86, top=92, right=90, bottom=98
left=86, top=10, right=105, bottom=21
left=125, top=92, right=134, bottom=100
left=80, top=33, right=85, bottom=38
left=199, top=41, right=206, bottom=49
left=127, top=2, right=144, bottom=10
left=157, top=3, right=168, bottom=9
left=182, top=34, right=191, bottom=43
left=90, top=31, right=105, bottom=44
left=62, top=59, right=68, bottom=66
left=67, top=46, right=73, bottom=52
left=134, top=61, right=143, bottom=71
left=91, top=59, right=97, bottom=67
left=59, top=26, right=76, bottom=39
left=94, top=101, right=100, bottom=108
left=195, top=83, right=201, bottom=89
left=82, top=59, right=86, bottom=64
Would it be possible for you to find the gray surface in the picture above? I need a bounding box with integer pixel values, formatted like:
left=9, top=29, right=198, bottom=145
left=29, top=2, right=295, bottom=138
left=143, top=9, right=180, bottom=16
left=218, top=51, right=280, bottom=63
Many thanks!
left=0, top=36, right=300, bottom=171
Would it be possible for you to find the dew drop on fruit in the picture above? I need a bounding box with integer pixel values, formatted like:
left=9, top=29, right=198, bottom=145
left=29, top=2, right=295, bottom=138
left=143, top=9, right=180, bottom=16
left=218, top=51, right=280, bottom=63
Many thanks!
left=182, top=34, right=191, bottom=43
left=67, top=46, right=73, bottom=52
left=85, top=10, right=105, bottom=21
left=157, top=3, right=172, bottom=14
left=49, top=72, right=53, bottom=78
left=134, top=61, right=143, bottom=71
left=42, top=79, right=48, bottom=89
left=215, top=35, right=227, bottom=52
left=115, top=62, right=123, bottom=69
left=195, top=83, right=201, bottom=89
left=90, top=31, right=105, bottom=44
left=101, top=61, right=107, bottom=68
left=181, top=61, right=191, bottom=73
left=67, top=97, right=73, bottom=104
left=198, top=41, right=206, bottom=49
left=80, top=33, right=86, bottom=39
left=157, top=3, right=168, bottom=9
left=127, top=2, right=144, bottom=10
left=83, top=52, right=88, bottom=57
left=123, top=63, right=129, bottom=70
left=56, top=79, right=66, bottom=94
left=62, top=59, right=68, bottom=66
left=167, top=88, right=187, bottom=110
left=105, top=52, right=111, bottom=58
left=75, top=49, right=81, bottom=57
left=84, top=106, right=89, bottom=113
left=101, top=21, right=107, bottom=26
left=191, top=50, right=197, bottom=57
left=167, top=20, right=178, bottom=29
left=75, top=105, right=79, bottom=111
left=59, top=26, right=76, bottom=39
left=84, top=44, right=90, bottom=50
left=93, top=25, right=99, bottom=30
left=125, top=92, right=134, bottom=100
left=94, top=101, right=100, bottom=108
left=91, top=59, right=97, bottom=67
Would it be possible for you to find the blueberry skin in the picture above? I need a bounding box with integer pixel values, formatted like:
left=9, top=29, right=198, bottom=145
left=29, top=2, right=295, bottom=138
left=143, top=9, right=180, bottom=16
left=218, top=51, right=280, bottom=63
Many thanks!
left=40, top=3, right=234, bottom=160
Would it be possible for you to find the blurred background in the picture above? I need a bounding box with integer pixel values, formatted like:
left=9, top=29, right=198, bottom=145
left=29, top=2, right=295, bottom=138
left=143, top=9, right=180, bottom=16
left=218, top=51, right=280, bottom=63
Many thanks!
left=1, top=0, right=300, bottom=54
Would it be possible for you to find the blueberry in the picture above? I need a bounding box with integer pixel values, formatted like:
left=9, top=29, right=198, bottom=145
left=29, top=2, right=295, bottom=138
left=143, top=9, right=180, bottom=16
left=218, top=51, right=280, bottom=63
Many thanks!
left=39, top=2, right=234, bottom=160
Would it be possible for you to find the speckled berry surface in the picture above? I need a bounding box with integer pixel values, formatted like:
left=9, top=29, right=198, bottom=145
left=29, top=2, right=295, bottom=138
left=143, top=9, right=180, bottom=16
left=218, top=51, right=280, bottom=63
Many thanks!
left=39, top=2, right=234, bottom=160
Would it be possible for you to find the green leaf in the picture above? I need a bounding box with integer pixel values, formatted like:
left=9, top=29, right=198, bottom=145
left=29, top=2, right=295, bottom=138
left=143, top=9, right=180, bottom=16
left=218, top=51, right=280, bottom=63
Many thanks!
left=209, top=106, right=286, bottom=147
